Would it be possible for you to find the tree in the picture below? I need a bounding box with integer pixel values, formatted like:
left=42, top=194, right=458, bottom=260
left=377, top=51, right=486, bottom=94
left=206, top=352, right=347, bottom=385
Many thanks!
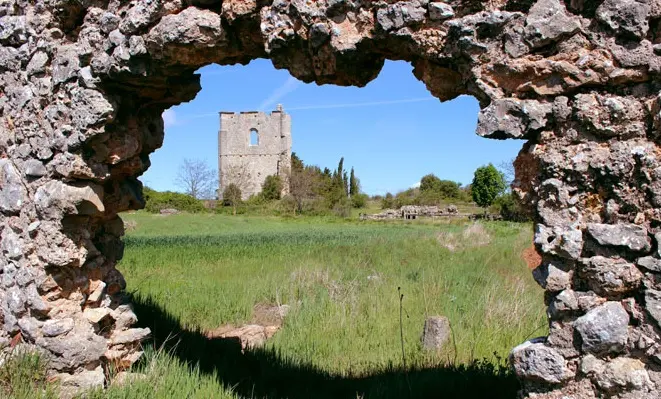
left=471, top=164, right=506, bottom=212
left=291, top=152, right=304, bottom=172
left=498, top=158, right=515, bottom=188
left=349, top=167, right=359, bottom=196
left=420, top=174, right=460, bottom=199
left=420, top=174, right=442, bottom=193
left=222, top=183, right=242, bottom=215
left=175, top=158, right=217, bottom=199
left=261, top=175, right=283, bottom=201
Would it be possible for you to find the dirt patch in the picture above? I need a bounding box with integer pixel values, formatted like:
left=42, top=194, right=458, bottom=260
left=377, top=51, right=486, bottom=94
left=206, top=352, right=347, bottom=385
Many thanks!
left=437, top=223, right=492, bottom=252
left=522, top=243, right=542, bottom=270
left=205, top=304, right=290, bottom=350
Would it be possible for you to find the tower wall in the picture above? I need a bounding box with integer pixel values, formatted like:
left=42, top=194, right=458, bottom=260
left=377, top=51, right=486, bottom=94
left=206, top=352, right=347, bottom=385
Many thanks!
left=219, top=109, right=292, bottom=200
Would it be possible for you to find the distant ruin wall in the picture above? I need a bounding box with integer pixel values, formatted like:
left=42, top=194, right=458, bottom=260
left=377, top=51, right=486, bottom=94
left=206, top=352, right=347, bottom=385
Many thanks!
left=219, top=109, right=291, bottom=200
left=2, top=0, right=661, bottom=397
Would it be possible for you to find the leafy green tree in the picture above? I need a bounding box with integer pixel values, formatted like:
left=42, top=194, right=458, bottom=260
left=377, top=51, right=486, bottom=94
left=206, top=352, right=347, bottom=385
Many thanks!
left=261, top=175, right=283, bottom=201
left=471, top=164, right=506, bottom=212
left=420, top=174, right=442, bottom=193
left=222, top=183, right=242, bottom=215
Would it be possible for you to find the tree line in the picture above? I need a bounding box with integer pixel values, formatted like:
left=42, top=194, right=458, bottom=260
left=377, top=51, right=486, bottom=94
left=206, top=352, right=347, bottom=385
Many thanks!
left=151, top=156, right=529, bottom=221
left=220, top=153, right=367, bottom=216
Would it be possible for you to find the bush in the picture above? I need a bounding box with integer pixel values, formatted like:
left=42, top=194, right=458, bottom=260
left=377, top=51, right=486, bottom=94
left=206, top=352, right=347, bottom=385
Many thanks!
left=143, top=187, right=205, bottom=213
left=492, top=193, right=531, bottom=222
left=332, top=197, right=352, bottom=218
left=381, top=193, right=395, bottom=209
left=351, top=193, right=368, bottom=208
left=222, top=183, right=242, bottom=207
left=261, top=175, right=283, bottom=201
left=278, top=195, right=298, bottom=215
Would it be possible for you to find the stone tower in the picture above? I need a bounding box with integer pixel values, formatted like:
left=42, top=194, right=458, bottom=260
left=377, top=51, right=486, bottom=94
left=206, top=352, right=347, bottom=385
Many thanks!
left=218, top=105, right=291, bottom=199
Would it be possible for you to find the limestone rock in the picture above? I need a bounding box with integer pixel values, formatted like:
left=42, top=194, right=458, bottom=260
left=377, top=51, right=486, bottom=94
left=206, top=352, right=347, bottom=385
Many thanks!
left=574, top=301, right=629, bottom=355
left=0, top=159, right=27, bottom=214
left=376, top=2, right=426, bottom=31
left=428, top=2, right=454, bottom=21
left=42, top=318, right=74, bottom=337
left=581, top=256, right=643, bottom=297
left=582, top=355, right=653, bottom=393
left=477, top=99, right=552, bottom=139
left=110, top=328, right=150, bottom=345
left=421, top=316, right=451, bottom=350
left=586, top=223, right=651, bottom=253
left=533, top=263, right=573, bottom=293
left=56, top=366, right=105, bottom=399
left=83, top=307, right=111, bottom=324
left=549, top=289, right=579, bottom=319
left=510, top=340, right=574, bottom=384
left=34, top=181, right=105, bottom=219
left=37, top=333, right=107, bottom=371
left=596, top=0, right=650, bottom=39
left=524, top=0, right=581, bottom=49
left=645, top=288, right=661, bottom=328
left=637, top=256, right=661, bottom=272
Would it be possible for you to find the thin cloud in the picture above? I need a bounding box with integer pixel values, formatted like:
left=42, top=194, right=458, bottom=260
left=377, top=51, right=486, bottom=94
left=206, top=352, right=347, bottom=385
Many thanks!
left=258, top=76, right=301, bottom=111
left=411, top=181, right=421, bottom=189
left=162, top=109, right=177, bottom=128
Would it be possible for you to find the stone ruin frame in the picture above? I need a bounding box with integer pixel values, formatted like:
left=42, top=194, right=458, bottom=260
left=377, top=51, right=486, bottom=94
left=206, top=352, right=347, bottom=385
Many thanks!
left=2, top=0, right=661, bottom=397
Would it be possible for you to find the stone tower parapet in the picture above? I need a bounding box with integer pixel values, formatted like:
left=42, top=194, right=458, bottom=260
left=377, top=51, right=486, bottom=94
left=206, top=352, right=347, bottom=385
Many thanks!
left=218, top=106, right=291, bottom=199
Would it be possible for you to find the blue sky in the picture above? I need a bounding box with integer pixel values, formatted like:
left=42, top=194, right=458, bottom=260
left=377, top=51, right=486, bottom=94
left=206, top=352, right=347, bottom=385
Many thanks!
left=144, top=59, right=523, bottom=195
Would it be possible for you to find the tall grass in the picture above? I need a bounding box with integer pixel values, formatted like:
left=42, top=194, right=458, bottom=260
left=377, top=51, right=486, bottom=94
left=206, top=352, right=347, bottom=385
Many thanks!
left=120, top=214, right=546, bottom=372
left=4, top=213, right=546, bottom=398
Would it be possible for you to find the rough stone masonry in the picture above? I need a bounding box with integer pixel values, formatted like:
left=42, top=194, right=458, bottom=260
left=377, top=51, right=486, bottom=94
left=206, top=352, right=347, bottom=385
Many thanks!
left=218, top=106, right=291, bottom=200
left=1, top=0, right=661, bottom=397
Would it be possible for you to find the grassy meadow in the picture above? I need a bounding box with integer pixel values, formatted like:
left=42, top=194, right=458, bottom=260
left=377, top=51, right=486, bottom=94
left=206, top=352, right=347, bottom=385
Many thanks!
left=2, top=213, right=546, bottom=399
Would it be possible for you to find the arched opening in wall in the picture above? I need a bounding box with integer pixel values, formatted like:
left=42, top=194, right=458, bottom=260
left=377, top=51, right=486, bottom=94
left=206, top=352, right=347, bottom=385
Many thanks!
left=120, top=60, right=546, bottom=398
left=250, top=128, right=259, bottom=146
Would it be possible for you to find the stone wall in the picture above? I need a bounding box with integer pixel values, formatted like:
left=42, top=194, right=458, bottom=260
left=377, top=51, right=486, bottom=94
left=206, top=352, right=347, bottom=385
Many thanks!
left=1, top=0, right=661, bottom=397
left=219, top=109, right=292, bottom=199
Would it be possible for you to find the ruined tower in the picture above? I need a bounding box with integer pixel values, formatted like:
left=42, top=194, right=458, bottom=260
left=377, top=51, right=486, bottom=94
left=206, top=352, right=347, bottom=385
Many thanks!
left=218, top=105, right=292, bottom=199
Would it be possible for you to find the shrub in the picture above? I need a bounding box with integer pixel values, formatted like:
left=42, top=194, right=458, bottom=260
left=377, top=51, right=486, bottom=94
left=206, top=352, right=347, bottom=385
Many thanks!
left=492, top=193, right=531, bottom=222
left=381, top=193, right=394, bottom=209
left=261, top=175, right=283, bottom=201
left=332, top=198, right=352, bottom=218
left=143, top=187, right=205, bottom=213
left=222, top=183, right=242, bottom=206
left=351, top=193, right=368, bottom=208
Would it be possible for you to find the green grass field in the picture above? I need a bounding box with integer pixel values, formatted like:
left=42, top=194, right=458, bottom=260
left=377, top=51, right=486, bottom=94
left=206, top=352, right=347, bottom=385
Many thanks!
left=2, top=213, right=546, bottom=399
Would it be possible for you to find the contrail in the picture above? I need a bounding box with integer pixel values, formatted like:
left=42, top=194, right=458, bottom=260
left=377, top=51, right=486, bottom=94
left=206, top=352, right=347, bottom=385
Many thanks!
left=258, top=76, right=301, bottom=111
left=177, top=97, right=438, bottom=122
left=286, top=97, right=436, bottom=110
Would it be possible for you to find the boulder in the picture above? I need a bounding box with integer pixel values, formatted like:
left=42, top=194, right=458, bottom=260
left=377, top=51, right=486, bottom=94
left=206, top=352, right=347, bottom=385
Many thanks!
left=510, top=340, right=574, bottom=384
left=42, top=318, right=74, bottom=337
left=524, top=0, right=581, bottom=48
left=580, top=256, right=643, bottom=297
left=586, top=223, right=651, bottom=253
left=574, top=301, right=629, bottom=355
left=0, top=159, right=27, bottom=214
left=596, top=0, right=650, bottom=39
left=421, top=316, right=451, bottom=350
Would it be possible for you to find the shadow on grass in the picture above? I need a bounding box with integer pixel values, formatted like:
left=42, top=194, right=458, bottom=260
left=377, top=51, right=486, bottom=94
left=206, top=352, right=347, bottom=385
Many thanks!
left=132, top=295, right=520, bottom=399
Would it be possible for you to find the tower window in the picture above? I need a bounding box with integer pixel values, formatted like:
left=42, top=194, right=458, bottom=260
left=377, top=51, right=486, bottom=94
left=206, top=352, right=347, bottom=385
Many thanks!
left=250, top=128, right=259, bottom=146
